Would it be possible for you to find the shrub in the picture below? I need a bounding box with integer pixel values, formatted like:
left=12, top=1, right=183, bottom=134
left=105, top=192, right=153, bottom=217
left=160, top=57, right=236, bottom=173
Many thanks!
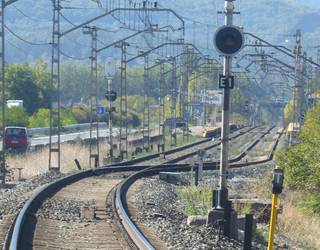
left=71, top=105, right=91, bottom=123
left=3, top=107, right=29, bottom=127
left=28, top=108, right=77, bottom=127
left=276, top=102, right=320, bottom=215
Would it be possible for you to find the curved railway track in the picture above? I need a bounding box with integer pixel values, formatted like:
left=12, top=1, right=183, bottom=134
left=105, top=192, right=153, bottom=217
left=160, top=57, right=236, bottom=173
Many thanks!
left=4, top=126, right=283, bottom=250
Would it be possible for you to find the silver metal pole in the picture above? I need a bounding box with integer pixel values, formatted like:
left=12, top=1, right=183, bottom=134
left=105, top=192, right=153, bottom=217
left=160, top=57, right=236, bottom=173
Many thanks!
left=108, top=79, right=113, bottom=157
left=290, top=30, right=302, bottom=145
left=217, top=0, right=234, bottom=209
left=0, top=1, right=5, bottom=183
left=49, top=0, right=61, bottom=172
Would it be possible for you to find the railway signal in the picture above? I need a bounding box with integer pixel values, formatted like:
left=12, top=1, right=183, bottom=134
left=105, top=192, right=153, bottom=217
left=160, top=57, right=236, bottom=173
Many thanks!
left=105, top=91, right=117, bottom=102
left=105, top=57, right=116, bottom=159
left=214, top=25, right=244, bottom=56
left=207, top=1, right=245, bottom=234
left=214, top=0, right=244, bottom=211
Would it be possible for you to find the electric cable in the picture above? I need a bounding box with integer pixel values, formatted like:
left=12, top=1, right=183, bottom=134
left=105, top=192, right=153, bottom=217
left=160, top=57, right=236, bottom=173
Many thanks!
left=12, top=5, right=50, bottom=22
left=4, top=24, right=49, bottom=46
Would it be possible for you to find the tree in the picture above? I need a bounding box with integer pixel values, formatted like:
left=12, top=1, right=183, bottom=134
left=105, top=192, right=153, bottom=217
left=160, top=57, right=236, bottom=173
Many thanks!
left=0, top=107, right=29, bottom=127
left=276, top=102, right=320, bottom=214
left=284, top=100, right=294, bottom=126
left=28, top=108, right=77, bottom=127
left=6, top=64, right=41, bottom=114
left=60, top=61, right=91, bottom=106
left=32, top=60, right=54, bottom=109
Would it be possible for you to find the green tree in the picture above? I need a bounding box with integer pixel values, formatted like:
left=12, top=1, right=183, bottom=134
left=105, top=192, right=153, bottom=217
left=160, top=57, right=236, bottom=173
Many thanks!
left=32, top=60, right=54, bottom=109
left=0, top=107, right=29, bottom=127
left=28, top=108, right=76, bottom=127
left=6, top=64, right=41, bottom=114
left=276, top=102, right=320, bottom=214
left=284, top=100, right=294, bottom=126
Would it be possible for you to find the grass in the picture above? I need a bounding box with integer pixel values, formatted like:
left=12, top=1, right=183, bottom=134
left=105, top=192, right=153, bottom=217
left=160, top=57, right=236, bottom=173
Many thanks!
left=233, top=202, right=252, bottom=216
left=6, top=143, right=93, bottom=180
left=277, top=192, right=320, bottom=250
left=249, top=173, right=320, bottom=249
left=177, top=185, right=212, bottom=216
left=5, top=132, right=201, bottom=181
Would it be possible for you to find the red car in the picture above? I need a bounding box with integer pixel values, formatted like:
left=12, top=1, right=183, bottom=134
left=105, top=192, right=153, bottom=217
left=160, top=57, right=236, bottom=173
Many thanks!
left=4, top=127, right=30, bottom=151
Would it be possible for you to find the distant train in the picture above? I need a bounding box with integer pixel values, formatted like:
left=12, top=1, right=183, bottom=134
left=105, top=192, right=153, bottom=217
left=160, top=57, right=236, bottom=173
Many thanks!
left=202, top=124, right=239, bottom=138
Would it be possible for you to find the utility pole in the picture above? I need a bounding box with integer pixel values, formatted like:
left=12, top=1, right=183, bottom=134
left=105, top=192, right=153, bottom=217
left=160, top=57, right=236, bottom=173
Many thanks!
left=143, top=53, right=150, bottom=151
left=118, top=41, right=128, bottom=160
left=0, top=1, right=5, bottom=183
left=49, top=0, right=61, bottom=172
left=83, top=26, right=99, bottom=168
left=158, top=61, right=165, bottom=152
left=291, top=30, right=302, bottom=144
left=170, top=56, right=177, bottom=147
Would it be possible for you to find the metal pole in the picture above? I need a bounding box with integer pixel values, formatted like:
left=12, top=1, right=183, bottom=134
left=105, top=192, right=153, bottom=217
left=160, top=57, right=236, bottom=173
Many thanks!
left=85, top=26, right=100, bottom=168
left=49, top=0, right=61, bottom=172
left=143, top=54, right=150, bottom=151
left=170, top=57, right=177, bottom=147
left=0, top=1, right=5, bottom=183
left=217, top=0, right=234, bottom=209
left=119, top=42, right=128, bottom=160
left=108, top=78, right=113, bottom=157
left=159, top=62, right=165, bottom=152
left=290, top=30, right=301, bottom=145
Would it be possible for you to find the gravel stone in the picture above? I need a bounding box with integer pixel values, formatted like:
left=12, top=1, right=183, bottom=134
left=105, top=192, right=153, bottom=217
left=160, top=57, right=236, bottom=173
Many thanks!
left=134, top=177, right=242, bottom=250
left=0, top=171, right=64, bottom=219
left=37, top=198, right=95, bottom=222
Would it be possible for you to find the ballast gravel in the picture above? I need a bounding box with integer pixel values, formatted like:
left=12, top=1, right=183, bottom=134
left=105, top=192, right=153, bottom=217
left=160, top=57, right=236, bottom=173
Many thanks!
left=0, top=171, right=64, bottom=219
left=134, top=177, right=242, bottom=250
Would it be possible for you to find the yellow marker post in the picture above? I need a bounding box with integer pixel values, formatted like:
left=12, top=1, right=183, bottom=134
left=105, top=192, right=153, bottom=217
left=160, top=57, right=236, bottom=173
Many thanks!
left=268, top=168, right=284, bottom=250
left=267, top=194, right=279, bottom=250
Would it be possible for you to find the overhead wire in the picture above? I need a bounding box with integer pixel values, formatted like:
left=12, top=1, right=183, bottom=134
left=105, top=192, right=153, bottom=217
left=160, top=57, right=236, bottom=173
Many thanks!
left=59, top=49, right=89, bottom=60
left=12, top=5, right=50, bottom=22
left=4, top=24, right=49, bottom=46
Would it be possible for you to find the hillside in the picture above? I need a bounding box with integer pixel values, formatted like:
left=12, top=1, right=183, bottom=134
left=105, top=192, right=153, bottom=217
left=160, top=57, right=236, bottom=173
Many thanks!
left=4, top=0, right=320, bottom=62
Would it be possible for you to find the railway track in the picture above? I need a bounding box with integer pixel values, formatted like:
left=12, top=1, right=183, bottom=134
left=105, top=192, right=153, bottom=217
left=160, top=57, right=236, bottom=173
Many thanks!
left=125, top=126, right=258, bottom=166
left=25, top=176, right=129, bottom=249
left=4, top=126, right=283, bottom=250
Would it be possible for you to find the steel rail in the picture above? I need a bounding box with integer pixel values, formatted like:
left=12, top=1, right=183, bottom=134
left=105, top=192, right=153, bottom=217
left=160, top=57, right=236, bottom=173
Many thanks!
left=115, top=127, right=284, bottom=249
left=5, top=126, right=264, bottom=250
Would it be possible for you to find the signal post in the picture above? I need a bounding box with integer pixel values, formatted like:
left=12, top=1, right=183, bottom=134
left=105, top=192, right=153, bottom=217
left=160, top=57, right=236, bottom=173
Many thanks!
left=104, top=58, right=117, bottom=163
left=207, top=0, right=244, bottom=235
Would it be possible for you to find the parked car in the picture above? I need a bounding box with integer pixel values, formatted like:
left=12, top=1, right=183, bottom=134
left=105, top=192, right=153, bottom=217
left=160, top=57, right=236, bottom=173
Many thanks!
left=4, top=127, right=31, bottom=152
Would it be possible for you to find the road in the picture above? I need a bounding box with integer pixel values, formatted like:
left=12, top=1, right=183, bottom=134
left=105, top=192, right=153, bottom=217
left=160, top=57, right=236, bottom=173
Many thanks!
left=0, top=128, right=141, bottom=150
